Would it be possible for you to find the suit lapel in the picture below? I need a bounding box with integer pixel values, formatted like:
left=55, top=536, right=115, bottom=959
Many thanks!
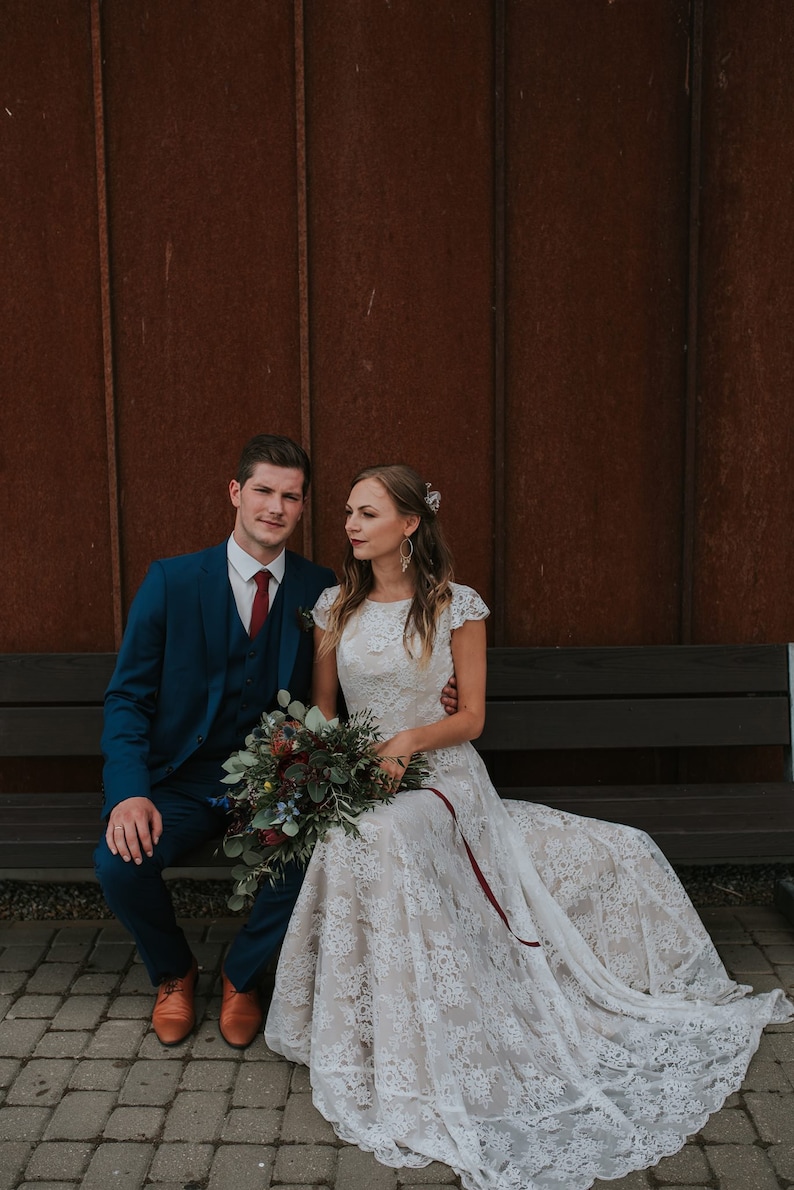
left=199, top=543, right=231, bottom=721
left=277, top=552, right=303, bottom=692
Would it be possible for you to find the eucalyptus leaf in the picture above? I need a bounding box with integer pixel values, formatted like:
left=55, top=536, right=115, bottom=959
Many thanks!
left=308, top=781, right=326, bottom=803
left=281, top=819, right=300, bottom=837
left=285, top=763, right=308, bottom=780
left=251, top=810, right=276, bottom=829
left=329, top=768, right=349, bottom=784
left=227, top=894, right=247, bottom=911
left=220, top=772, right=244, bottom=785
left=277, top=689, right=291, bottom=708
left=287, top=699, right=307, bottom=721
left=223, top=837, right=245, bottom=857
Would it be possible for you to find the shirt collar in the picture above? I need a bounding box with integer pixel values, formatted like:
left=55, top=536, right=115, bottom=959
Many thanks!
left=227, top=534, right=286, bottom=584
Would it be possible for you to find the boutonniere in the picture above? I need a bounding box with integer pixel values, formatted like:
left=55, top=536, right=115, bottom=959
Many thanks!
left=296, top=606, right=315, bottom=632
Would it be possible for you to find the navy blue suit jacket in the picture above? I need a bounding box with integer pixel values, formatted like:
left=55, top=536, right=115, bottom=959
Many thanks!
left=101, top=542, right=336, bottom=816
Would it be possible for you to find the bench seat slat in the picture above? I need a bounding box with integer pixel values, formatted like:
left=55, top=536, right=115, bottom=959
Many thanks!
left=487, top=645, right=788, bottom=697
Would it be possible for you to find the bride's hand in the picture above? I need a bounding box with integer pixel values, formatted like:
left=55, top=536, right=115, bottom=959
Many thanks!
left=375, top=733, right=414, bottom=788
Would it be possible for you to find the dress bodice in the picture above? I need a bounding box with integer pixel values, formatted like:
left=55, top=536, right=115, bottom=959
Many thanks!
left=312, top=584, right=489, bottom=740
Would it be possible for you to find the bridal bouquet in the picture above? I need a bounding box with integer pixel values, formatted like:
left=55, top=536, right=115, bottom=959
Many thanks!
left=221, top=689, right=430, bottom=909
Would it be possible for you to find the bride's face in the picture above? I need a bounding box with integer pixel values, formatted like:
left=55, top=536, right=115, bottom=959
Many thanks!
left=345, top=478, right=418, bottom=565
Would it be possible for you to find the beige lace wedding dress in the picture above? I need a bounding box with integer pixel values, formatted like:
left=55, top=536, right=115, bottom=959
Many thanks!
left=265, top=584, right=792, bottom=1190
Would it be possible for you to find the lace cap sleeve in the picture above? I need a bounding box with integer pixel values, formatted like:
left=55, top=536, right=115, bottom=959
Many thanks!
left=311, top=585, right=340, bottom=631
left=450, top=583, right=490, bottom=630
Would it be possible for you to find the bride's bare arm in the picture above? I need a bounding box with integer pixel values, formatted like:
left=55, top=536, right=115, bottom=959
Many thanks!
left=311, top=626, right=339, bottom=719
left=375, top=617, right=487, bottom=782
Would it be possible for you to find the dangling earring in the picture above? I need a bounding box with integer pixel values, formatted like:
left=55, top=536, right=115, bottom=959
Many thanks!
left=399, top=536, right=414, bottom=573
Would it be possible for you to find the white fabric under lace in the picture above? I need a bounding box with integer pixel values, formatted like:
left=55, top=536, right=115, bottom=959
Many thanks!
left=266, top=584, right=792, bottom=1190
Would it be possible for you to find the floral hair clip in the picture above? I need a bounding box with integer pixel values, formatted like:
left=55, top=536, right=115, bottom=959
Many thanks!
left=424, top=483, right=441, bottom=514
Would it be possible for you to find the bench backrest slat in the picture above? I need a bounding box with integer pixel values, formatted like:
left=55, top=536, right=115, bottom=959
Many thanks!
left=486, top=645, right=789, bottom=697
left=476, top=695, right=791, bottom=750
left=0, top=654, right=116, bottom=703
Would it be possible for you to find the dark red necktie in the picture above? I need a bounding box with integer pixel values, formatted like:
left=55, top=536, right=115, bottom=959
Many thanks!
left=249, top=570, right=270, bottom=637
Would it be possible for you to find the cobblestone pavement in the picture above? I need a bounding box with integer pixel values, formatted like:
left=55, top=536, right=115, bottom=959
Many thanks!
left=0, top=906, right=793, bottom=1190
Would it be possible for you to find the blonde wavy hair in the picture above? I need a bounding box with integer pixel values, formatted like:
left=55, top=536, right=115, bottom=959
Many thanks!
left=319, top=464, right=454, bottom=665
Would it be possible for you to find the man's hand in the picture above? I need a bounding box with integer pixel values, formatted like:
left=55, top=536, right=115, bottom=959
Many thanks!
left=106, top=797, right=163, bottom=865
left=441, top=674, right=458, bottom=715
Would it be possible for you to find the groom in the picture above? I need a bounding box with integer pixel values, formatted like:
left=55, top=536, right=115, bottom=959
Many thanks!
left=95, top=434, right=336, bottom=1049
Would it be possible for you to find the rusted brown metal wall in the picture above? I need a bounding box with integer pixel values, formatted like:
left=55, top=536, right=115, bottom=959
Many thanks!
left=3, top=0, right=793, bottom=670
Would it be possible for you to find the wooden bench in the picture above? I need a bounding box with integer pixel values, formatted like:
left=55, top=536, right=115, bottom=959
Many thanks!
left=480, top=644, right=794, bottom=862
left=1, top=645, right=793, bottom=869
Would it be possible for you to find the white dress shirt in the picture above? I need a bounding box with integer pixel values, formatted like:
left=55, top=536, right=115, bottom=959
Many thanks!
left=226, top=534, right=286, bottom=634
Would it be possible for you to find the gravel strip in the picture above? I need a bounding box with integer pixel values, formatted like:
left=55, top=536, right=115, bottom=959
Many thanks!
left=1, top=864, right=792, bottom=920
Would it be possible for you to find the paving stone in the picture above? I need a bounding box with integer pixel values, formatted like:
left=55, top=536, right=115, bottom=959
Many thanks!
left=768, top=1141, right=794, bottom=1180
left=767, top=1031, right=794, bottom=1061
left=697, top=1105, right=758, bottom=1143
left=118, top=966, right=153, bottom=995
left=85, top=943, right=134, bottom=973
left=715, top=944, right=773, bottom=974
left=221, top=1106, right=282, bottom=1143
left=0, top=1018, right=47, bottom=1056
left=338, top=1145, right=398, bottom=1188
left=192, top=942, right=225, bottom=971
left=0, top=925, right=56, bottom=944
left=148, top=1141, right=214, bottom=1181
left=83, top=1018, right=147, bottom=1058
left=71, top=973, right=119, bottom=995
left=106, top=995, right=151, bottom=1018
left=652, top=1145, right=711, bottom=1184
left=763, top=944, right=794, bottom=965
left=233, top=1060, right=291, bottom=1106
left=119, top=1059, right=182, bottom=1105
left=69, top=1059, right=129, bottom=1091
left=0, top=1105, right=51, bottom=1141
left=207, top=1143, right=275, bottom=1189
left=736, top=907, right=789, bottom=928
left=104, top=1105, right=165, bottom=1140
left=742, top=1056, right=792, bottom=1091
left=0, top=996, right=13, bottom=1021
left=23, top=1139, right=93, bottom=1181
left=43, top=1091, right=116, bottom=1140
left=187, top=1021, right=235, bottom=1055
left=0, top=1142, right=31, bottom=1190
left=51, top=995, right=108, bottom=1031
left=0, top=945, right=49, bottom=971
left=138, top=1031, right=193, bottom=1060
left=744, top=1091, right=794, bottom=1143
left=33, top=1031, right=89, bottom=1058
left=0, top=973, right=26, bottom=995
left=290, top=1064, right=312, bottom=1092
left=6, top=1059, right=75, bottom=1106
left=52, top=926, right=100, bottom=947
left=0, top=1060, right=20, bottom=1087
left=95, top=923, right=133, bottom=944
left=162, top=1091, right=228, bottom=1141
left=281, top=1091, right=337, bottom=1143
left=180, top=1059, right=238, bottom=1091
left=15, top=1183, right=76, bottom=1190
left=205, top=921, right=242, bottom=943
left=26, top=964, right=80, bottom=994
left=590, top=1174, right=652, bottom=1189
left=5, top=994, right=63, bottom=1019
left=272, top=1143, right=337, bottom=1185
left=81, top=1141, right=154, bottom=1188
left=705, top=1142, right=781, bottom=1189
left=390, top=1166, right=458, bottom=1185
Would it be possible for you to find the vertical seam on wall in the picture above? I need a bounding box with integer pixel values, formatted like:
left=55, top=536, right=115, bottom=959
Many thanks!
left=294, top=0, right=313, bottom=560
left=90, top=0, right=123, bottom=646
left=680, top=0, right=704, bottom=645
left=493, top=0, right=507, bottom=646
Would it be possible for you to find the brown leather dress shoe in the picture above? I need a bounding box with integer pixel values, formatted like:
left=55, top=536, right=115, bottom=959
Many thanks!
left=152, top=957, right=198, bottom=1046
left=219, top=971, right=263, bottom=1049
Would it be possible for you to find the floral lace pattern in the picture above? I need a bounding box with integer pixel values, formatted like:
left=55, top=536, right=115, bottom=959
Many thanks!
left=266, top=585, right=792, bottom=1190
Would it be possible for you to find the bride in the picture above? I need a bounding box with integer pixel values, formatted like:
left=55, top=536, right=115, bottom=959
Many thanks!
left=265, top=464, right=792, bottom=1190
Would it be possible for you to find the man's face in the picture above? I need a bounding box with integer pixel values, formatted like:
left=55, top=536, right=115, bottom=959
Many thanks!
left=229, top=462, right=306, bottom=563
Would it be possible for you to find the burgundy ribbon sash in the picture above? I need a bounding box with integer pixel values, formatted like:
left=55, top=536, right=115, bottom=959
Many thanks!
left=429, top=787, right=540, bottom=949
